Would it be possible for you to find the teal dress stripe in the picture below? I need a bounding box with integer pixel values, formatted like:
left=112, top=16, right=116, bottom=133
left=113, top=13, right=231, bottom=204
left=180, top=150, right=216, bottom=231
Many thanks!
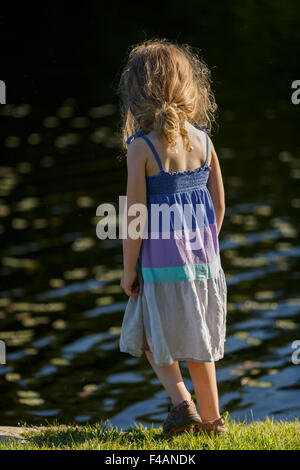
left=141, top=263, right=213, bottom=282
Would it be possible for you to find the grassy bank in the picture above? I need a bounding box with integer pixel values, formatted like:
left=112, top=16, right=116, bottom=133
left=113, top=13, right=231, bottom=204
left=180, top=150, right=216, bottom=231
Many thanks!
left=0, top=416, right=299, bottom=450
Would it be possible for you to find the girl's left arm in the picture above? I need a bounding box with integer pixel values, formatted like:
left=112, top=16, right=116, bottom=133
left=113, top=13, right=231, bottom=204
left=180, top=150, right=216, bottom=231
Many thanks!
left=120, top=139, right=147, bottom=296
left=206, top=136, right=226, bottom=235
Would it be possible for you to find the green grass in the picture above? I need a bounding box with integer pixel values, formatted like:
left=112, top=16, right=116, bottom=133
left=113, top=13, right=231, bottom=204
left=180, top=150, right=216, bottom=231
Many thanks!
left=0, top=415, right=299, bottom=450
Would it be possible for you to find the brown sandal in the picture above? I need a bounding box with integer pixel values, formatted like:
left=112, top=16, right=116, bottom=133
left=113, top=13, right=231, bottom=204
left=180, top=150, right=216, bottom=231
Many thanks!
left=162, top=399, right=202, bottom=433
left=194, top=417, right=227, bottom=435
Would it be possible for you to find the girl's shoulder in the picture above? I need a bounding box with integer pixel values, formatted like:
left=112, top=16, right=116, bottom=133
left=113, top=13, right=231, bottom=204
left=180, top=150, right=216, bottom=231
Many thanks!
left=126, top=135, right=148, bottom=172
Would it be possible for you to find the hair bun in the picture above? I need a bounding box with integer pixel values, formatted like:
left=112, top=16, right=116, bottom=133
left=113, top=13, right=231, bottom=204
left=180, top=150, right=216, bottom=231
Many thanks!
left=161, top=101, right=177, bottom=116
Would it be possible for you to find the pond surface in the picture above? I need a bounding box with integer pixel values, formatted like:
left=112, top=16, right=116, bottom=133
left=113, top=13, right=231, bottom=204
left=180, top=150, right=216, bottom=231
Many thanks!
left=0, top=93, right=299, bottom=429
left=2, top=0, right=300, bottom=424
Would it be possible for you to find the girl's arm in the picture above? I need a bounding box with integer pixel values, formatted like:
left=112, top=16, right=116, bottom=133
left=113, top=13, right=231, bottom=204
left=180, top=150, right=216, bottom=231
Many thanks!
left=206, top=137, right=226, bottom=235
left=120, top=139, right=147, bottom=296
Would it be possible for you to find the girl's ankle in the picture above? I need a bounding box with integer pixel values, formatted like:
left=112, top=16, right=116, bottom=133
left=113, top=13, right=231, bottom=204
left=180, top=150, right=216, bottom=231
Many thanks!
left=171, top=393, right=192, bottom=407
left=201, top=414, right=221, bottom=423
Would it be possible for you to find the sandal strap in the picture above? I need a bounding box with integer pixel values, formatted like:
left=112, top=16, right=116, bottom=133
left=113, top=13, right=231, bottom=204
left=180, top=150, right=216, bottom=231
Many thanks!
left=202, top=417, right=225, bottom=426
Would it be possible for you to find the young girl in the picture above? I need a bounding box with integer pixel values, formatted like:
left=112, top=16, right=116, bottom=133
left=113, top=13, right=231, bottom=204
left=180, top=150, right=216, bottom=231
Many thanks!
left=118, top=38, right=227, bottom=435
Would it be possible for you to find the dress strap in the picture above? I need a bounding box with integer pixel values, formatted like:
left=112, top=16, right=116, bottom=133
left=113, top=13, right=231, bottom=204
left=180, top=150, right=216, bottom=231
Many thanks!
left=194, top=124, right=211, bottom=133
left=194, top=124, right=211, bottom=167
left=126, top=128, right=164, bottom=172
left=204, top=131, right=210, bottom=166
left=126, top=129, right=144, bottom=144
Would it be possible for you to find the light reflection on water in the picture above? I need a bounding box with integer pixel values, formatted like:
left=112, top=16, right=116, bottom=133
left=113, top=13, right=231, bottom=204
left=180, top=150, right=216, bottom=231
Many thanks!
left=0, top=97, right=299, bottom=429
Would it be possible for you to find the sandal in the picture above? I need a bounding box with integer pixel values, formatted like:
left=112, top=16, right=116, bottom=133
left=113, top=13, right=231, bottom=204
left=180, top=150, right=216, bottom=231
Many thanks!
left=162, top=398, right=202, bottom=433
left=193, top=417, right=227, bottom=435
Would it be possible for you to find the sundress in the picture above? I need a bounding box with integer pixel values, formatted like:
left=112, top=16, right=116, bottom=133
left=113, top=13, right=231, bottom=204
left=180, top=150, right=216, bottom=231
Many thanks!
left=119, top=125, right=227, bottom=366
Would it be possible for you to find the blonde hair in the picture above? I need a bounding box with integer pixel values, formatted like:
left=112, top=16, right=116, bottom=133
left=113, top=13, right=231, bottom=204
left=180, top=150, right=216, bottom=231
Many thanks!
left=117, top=38, right=217, bottom=153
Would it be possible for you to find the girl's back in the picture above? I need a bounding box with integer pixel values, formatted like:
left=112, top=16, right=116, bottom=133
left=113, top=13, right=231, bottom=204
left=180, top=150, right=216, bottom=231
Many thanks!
left=143, top=122, right=210, bottom=177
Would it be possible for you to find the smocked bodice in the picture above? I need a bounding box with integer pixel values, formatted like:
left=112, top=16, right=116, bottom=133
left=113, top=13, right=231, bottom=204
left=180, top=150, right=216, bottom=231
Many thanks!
left=146, top=165, right=211, bottom=195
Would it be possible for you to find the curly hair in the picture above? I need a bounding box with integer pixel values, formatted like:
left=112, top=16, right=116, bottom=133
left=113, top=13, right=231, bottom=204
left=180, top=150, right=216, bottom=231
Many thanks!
left=117, top=38, right=217, bottom=152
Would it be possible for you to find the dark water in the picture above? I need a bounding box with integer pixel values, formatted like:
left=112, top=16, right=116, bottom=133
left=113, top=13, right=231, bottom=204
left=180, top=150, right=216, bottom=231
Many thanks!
left=1, top=2, right=300, bottom=428
left=0, top=96, right=299, bottom=428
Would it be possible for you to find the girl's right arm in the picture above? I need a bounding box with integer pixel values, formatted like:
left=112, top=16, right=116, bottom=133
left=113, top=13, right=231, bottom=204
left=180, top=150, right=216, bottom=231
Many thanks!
left=120, top=138, right=147, bottom=296
left=206, top=137, right=226, bottom=235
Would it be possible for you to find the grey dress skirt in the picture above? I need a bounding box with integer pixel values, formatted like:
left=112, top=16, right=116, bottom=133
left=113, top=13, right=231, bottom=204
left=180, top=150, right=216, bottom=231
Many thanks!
left=119, top=126, right=228, bottom=366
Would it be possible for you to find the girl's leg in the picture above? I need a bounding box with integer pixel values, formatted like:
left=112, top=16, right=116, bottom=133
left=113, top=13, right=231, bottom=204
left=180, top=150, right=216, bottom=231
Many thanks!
left=186, top=360, right=220, bottom=421
left=145, top=350, right=191, bottom=407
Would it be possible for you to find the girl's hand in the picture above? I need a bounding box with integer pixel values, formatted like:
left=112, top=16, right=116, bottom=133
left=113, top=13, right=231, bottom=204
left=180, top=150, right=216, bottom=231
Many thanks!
left=120, top=270, right=140, bottom=297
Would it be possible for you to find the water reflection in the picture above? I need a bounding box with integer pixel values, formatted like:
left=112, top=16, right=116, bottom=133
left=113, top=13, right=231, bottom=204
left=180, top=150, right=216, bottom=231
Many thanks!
left=0, top=95, right=299, bottom=429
